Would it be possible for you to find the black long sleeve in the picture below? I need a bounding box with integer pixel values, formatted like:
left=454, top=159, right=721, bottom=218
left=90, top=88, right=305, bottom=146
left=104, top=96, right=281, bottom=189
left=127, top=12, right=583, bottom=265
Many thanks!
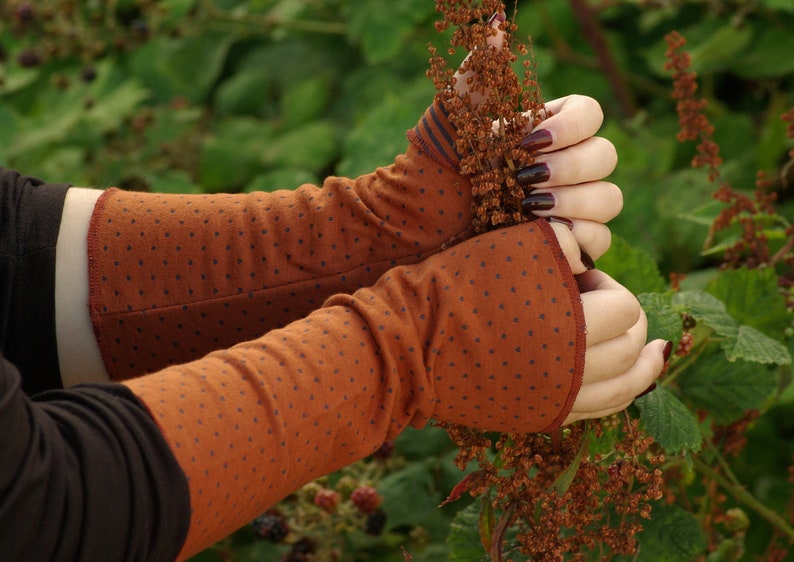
left=0, top=166, right=70, bottom=394
left=0, top=356, right=190, bottom=561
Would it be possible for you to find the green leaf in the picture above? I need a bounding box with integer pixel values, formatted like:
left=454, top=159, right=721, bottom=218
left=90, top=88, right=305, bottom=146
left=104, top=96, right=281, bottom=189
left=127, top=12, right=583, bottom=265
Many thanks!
left=131, top=32, right=234, bottom=104
left=378, top=460, right=440, bottom=530
left=244, top=168, right=317, bottom=193
left=734, top=26, right=794, bottom=79
left=675, top=290, right=791, bottom=365
left=724, top=324, right=791, bottom=366
left=199, top=117, right=276, bottom=191
left=281, top=76, right=331, bottom=127
left=636, top=386, right=702, bottom=455
left=447, top=501, right=485, bottom=562
left=345, top=0, right=430, bottom=63
left=678, top=352, right=780, bottom=424
left=263, top=121, right=338, bottom=174
left=706, top=266, right=791, bottom=340
left=597, top=235, right=667, bottom=295
left=633, top=501, right=707, bottom=561
left=688, top=24, right=753, bottom=75
left=638, top=292, right=684, bottom=345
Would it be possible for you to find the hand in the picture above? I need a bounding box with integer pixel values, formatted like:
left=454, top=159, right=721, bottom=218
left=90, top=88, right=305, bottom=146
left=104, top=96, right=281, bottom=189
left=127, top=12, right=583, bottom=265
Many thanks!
left=564, top=270, right=670, bottom=424
left=452, top=18, right=621, bottom=274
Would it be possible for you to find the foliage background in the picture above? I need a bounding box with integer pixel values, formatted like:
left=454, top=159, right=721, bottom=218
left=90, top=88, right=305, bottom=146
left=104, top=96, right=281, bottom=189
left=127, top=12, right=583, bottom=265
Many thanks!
left=1, top=0, right=792, bottom=560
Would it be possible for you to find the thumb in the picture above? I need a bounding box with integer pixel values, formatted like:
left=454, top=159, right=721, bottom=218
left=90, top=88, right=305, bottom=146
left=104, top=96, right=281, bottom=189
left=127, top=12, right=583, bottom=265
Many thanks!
left=453, top=11, right=507, bottom=103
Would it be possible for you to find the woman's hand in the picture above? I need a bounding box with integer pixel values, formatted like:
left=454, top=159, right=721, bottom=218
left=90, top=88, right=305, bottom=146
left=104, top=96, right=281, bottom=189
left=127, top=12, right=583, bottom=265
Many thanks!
left=565, top=270, right=670, bottom=424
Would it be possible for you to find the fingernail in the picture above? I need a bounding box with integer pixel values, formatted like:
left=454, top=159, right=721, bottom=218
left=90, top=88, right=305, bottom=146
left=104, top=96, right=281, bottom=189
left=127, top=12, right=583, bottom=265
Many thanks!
left=662, top=340, right=673, bottom=362
left=580, top=250, right=596, bottom=270
left=521, top=192, right=555, bottom=213
left=635, top=383, right=657, bottom=399
left=520, top=129, right=553, bottom=152
left=545, top=216, right=573, bottom=230
left=516, top=162, right=550, bottom=186
left=487, top=11, right=506, bottom=25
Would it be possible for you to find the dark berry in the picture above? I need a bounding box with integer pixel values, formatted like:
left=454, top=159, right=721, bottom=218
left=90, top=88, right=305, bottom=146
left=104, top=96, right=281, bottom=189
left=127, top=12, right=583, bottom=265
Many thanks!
left=290, top=537, right=317, bottom=554
left=14, top=3, right=35, bottom=23
left=81, top=66, right=97, bottom=83
left=17, top=49, right=41, bottom=68
left=364, top=508, right=387, bottom=536
left=372, top=440, right=395, bottom=459
left=251, top=509, right=289, bottom=543
left=130, top=18, right=149, bottom=39
left=314, top=488, right=339, bottom=513
left=350, top=485, right=381, bottom=515
left=681, top=313, right=696, bottom=331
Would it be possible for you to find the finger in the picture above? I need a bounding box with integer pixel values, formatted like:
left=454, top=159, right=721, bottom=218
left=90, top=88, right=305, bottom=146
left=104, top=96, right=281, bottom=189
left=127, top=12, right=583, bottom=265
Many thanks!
left=548, top=220, right=612, bottom=273
left=564, top=339, right=668, bottom=424
left=523, top=181, right=623, bottom=224
left=520, top=94, right=605, bottom=153
left=519, top=137, right=617, bottom=189
left=581, top=285, right=642, bottom=346
left=575, top=269, right=624, bottom=293
left=453, top=13, right=506, bottom=102
left=582, top=308, right=647, bottom=380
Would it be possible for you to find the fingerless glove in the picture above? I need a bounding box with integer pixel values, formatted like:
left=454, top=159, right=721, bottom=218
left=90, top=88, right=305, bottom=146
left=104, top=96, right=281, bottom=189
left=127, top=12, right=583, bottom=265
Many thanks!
left=88, top=102, right=472, bottom=380
left=124, top=220, right=585, bottom=558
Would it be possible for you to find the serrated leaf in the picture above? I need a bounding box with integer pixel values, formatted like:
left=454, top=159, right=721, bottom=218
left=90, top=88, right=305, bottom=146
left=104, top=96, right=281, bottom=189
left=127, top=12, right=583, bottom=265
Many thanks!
left=724, top=324, right=791, bottom=365
left=634, top=501, right=707, bottom=561
left=636, top=386, right=702, bottom=455
left=378, top=460, right=440, bottom=530
left=678, top=352, right=780, bottom=424
left=447, top=501, right=486, bottom=562
left=638, top=292, right=683, bottom=344
left=591, top=235, right=667, bottom=295
left=674, top=290, right=738, bottom=340
left=345, top=0, right=430, bottom=63
left=706, top=266, right=791, bottom=340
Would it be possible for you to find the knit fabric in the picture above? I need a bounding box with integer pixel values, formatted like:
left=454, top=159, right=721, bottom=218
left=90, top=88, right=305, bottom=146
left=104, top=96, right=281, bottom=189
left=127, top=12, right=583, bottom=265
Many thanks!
left=88, top=101, right=475, bottom=381
left=124, top=220, right=586, bottom=559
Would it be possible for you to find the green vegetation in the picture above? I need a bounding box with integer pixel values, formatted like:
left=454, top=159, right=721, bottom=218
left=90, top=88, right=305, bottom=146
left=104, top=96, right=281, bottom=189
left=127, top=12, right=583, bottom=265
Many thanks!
left=1, top=1, right=792, bottom=560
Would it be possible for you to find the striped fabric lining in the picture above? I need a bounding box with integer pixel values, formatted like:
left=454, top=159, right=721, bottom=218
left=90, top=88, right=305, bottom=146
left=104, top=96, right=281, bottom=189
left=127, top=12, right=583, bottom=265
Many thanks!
left=406, top=100, right=460, bottom=170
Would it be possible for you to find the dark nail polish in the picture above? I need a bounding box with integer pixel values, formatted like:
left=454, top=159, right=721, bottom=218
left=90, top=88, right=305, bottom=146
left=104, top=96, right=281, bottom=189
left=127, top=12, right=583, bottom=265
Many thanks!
left=521, top=192, right=555, bottom=213
left=520, top=129, right=553, bottom=152
left=635, top=383, right=657, bottom=399
left=662, top=340, right=673, bottom=363
left=516, top=162, right=550, bottom=186
left=580, top=250, right=596, bottom=270
left=487, top=11, right=506, bottom=25
left=546, top=216, right=574, bottom=230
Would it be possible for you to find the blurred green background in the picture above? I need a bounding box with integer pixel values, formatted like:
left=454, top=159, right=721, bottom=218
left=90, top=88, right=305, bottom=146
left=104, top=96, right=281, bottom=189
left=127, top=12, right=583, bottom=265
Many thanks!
left=1, top=1, right=793, bottom=560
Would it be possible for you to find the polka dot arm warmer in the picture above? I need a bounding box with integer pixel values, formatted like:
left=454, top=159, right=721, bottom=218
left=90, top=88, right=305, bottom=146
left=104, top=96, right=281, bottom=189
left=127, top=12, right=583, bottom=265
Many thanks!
left=123, top=220, right=585, bottom=558
left=89, top=102, right=470, bottom=381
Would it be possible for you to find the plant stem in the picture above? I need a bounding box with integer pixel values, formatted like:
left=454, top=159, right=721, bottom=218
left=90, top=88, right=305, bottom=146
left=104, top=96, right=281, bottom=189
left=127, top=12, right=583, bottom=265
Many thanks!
left=692, top=456, right=794, bottom=542
left=567, top=0, right=636, bottom=117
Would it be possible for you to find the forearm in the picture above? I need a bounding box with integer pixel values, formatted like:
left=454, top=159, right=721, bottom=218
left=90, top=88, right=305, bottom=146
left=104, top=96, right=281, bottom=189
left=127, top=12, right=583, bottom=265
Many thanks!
left=124, top=220, right=585, bottom=558
left=88, top=121, right=472, bottom=381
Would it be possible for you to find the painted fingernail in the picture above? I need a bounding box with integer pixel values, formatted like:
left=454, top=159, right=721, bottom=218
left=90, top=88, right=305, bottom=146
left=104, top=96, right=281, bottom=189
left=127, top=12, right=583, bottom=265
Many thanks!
left=521, top=192, right=555, bottom=213
left=662, top=340, right=673, bottom=363
left=520, top=129, right=553, bottom=152
left=516, top=162, right=550, bottom=186
left=635, top=383, right=657, bottom=399
left=487, top=11, right=506, bottom=25
left=545, top=216, right=574, bottom=230
left=580, top=250, right=596, bottom=270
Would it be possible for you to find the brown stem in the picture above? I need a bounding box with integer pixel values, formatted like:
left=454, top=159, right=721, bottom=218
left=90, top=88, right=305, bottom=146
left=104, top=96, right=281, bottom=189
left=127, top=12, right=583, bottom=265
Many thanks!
left=567, top=0, right=636, bottom=118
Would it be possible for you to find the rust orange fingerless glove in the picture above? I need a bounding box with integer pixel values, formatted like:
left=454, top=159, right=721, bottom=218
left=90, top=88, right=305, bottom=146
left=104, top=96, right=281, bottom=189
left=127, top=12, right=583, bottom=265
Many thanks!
left=89, top=102, right=473, bottom=380
left=123, top=220, right=585, bottom=559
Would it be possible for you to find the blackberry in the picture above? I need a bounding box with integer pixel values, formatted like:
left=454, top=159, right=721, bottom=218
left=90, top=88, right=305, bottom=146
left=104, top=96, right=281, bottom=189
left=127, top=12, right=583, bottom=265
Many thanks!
left=17, top=49, right=41, bottom=68
left=314, top=488, right=339, bottom=513
left=350, top=485, right=381, bottom=514
left=291, top=537, right=317, bottom=554
left=364, top=508, right=387, bottom=536
left=251, top=509, right=289, bottom=543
